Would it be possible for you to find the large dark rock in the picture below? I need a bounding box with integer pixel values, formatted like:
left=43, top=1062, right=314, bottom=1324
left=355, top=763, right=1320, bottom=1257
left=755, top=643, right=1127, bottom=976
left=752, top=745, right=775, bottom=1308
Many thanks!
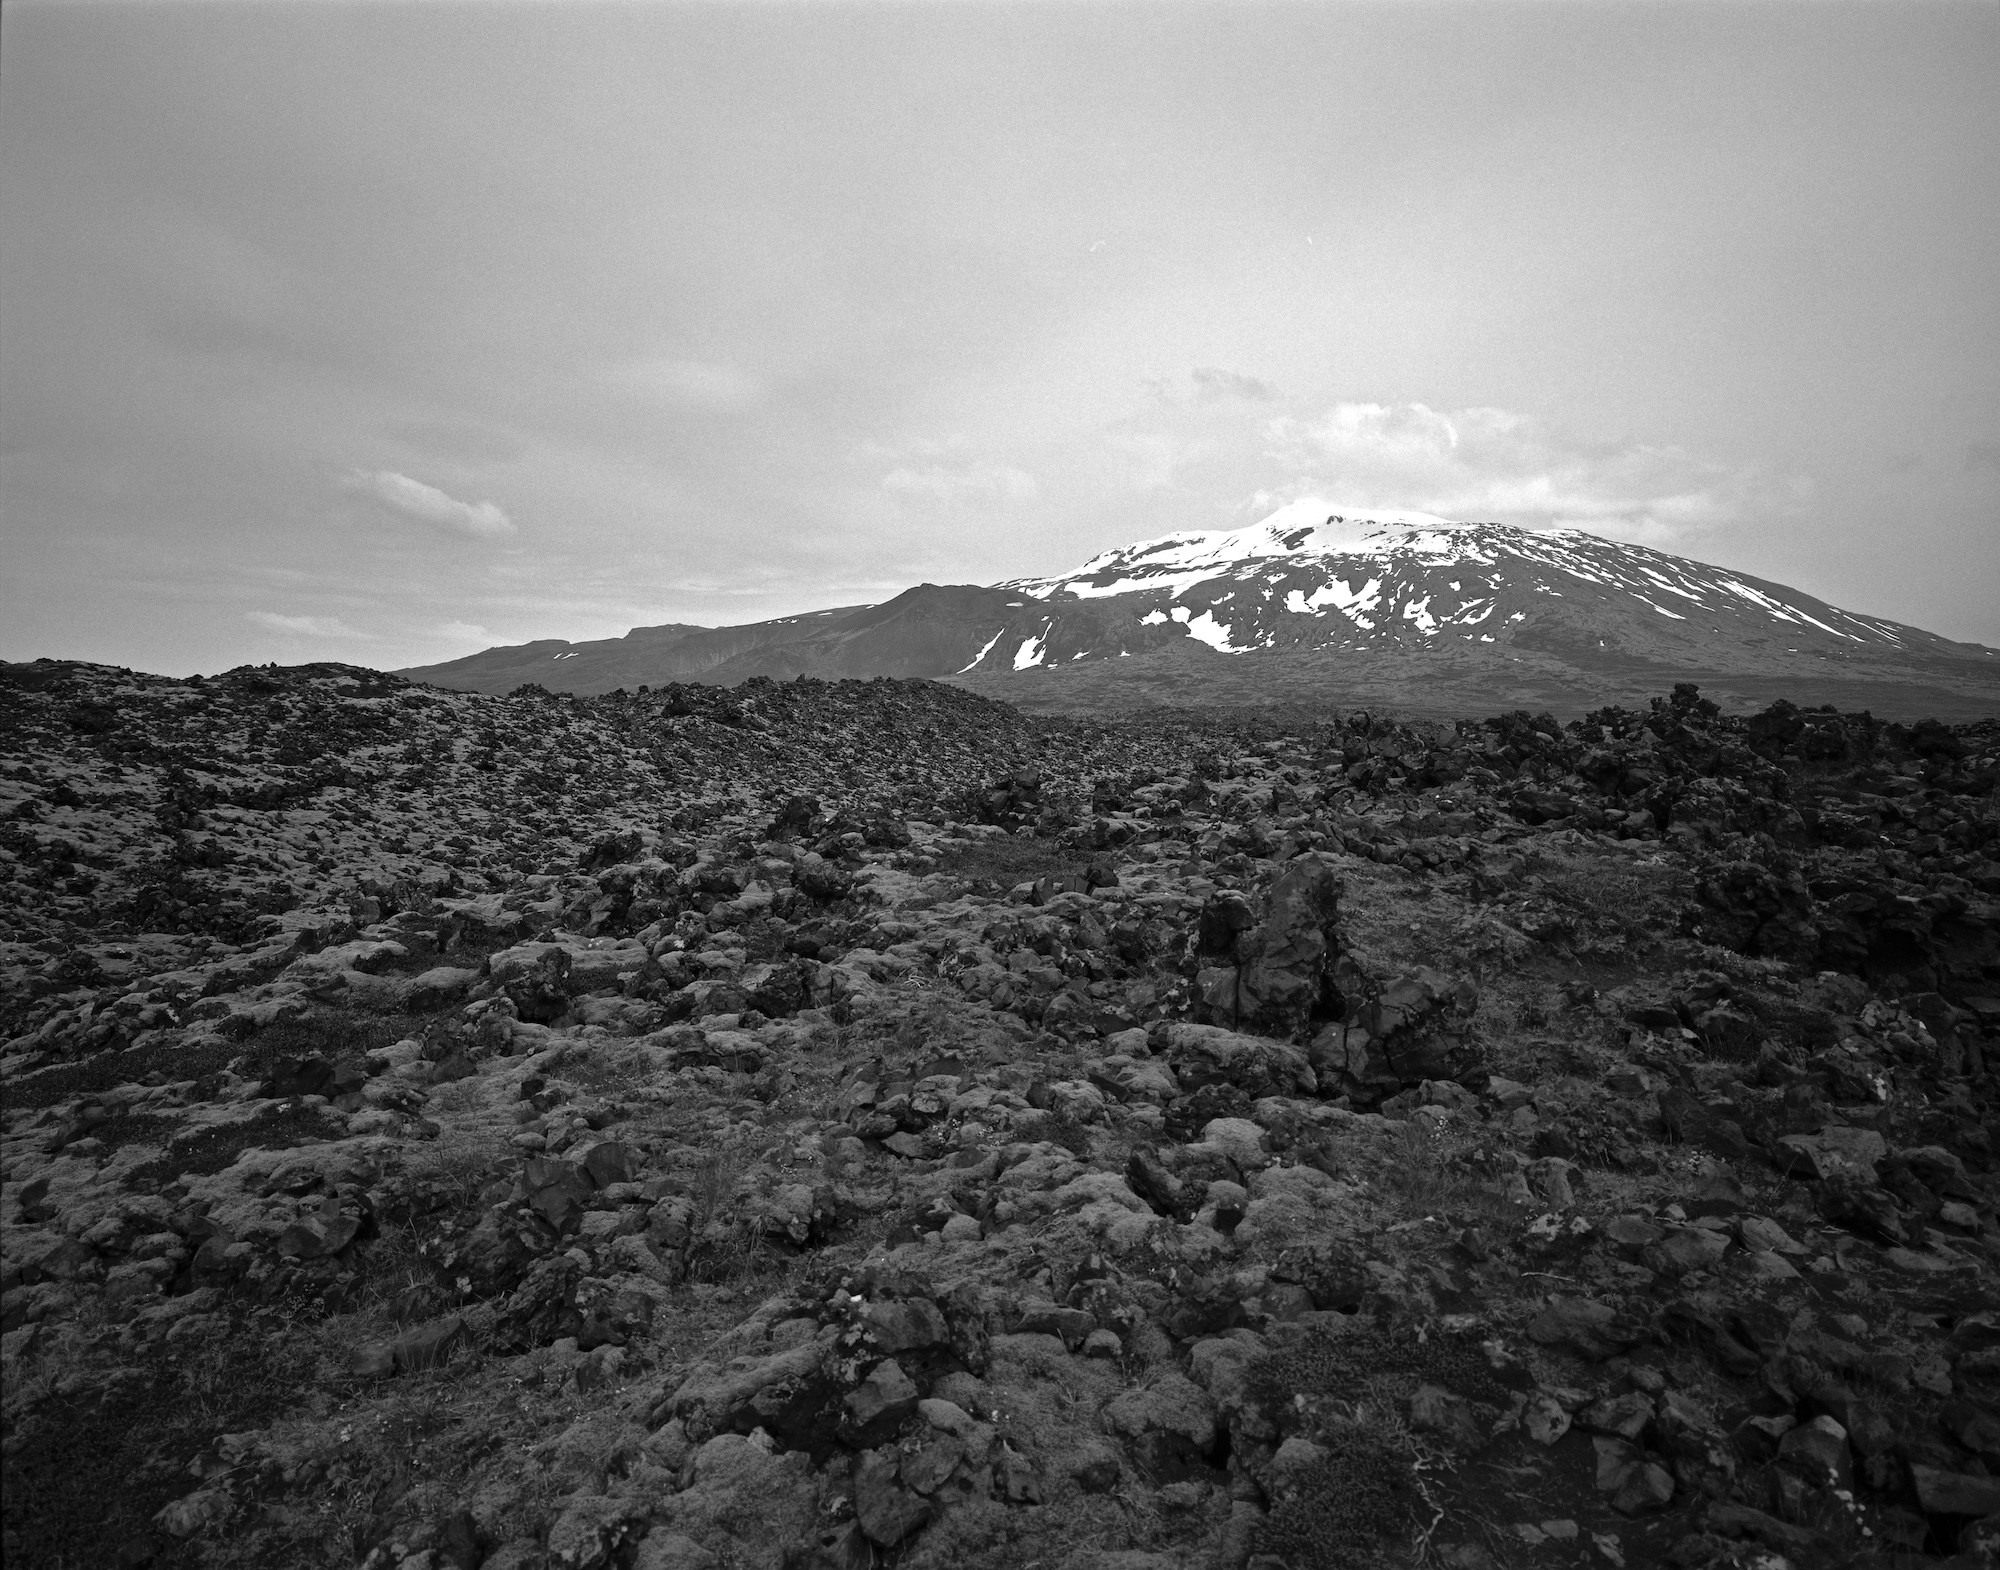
left=1190, top=858, right=1343, bottom=1037
left=1309, top=961, right=1478, bottom=1102
left=1691, top=861, right=1818, bottom=964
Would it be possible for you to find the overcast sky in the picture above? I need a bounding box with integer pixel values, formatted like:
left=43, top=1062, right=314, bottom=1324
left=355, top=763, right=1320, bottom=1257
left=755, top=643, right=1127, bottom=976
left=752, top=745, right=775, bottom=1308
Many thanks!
left=3, top=1, right=1996, bottom=676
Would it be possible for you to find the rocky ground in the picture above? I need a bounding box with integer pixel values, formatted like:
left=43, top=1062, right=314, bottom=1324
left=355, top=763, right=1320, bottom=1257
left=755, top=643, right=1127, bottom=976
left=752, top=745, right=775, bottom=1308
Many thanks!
left=2, top=659, right=1998, bottom=1570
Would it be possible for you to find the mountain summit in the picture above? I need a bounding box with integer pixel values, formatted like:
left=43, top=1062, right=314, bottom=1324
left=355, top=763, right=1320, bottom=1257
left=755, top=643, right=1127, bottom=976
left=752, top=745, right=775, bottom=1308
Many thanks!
left=399, top=507, right=2000, bottom=719
left=992, top=503, right=1937, bottom=666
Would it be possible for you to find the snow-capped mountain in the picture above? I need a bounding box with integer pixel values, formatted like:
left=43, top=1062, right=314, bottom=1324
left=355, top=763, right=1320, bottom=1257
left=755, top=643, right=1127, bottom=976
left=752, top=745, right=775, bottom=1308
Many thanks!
left=965, top=502, right=1937, bottom=671
left=398, top=504, right=1998, bottom=719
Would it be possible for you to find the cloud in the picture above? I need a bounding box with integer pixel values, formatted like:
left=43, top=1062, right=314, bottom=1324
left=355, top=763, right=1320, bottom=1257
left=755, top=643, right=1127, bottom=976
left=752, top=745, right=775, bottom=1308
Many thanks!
left=1260, top=401, right=1805, bottom=542
left=881, top=460, right=1038, bottom=508
left=436, top=620, right=495, bottom=645
left=246, top=611, right=368, bottom=639
left=1966, top=439, right=2000, bottom=474
left=343, top=469, right=514, bottom=538
left=1145, top=366, right=1278, bottom=407
left=1191, top=366, right=1277, bottom=403
left=616, top=357, right=762, bottom=411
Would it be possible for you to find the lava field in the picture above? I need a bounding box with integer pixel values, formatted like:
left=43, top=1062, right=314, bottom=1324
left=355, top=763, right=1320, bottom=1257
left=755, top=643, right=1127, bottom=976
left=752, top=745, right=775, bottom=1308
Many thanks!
left=2, top=659, right=1998, bottom=1570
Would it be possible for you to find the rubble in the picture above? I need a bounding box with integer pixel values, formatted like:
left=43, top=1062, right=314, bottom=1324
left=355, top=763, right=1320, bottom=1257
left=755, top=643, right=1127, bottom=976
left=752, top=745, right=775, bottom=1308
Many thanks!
left=0, top=659, right=1996, bottom=1569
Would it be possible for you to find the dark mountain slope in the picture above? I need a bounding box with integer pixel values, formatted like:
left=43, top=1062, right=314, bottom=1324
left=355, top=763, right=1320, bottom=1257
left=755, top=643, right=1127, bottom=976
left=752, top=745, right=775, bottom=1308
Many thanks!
left=399, top=507, right=2000, bottom=719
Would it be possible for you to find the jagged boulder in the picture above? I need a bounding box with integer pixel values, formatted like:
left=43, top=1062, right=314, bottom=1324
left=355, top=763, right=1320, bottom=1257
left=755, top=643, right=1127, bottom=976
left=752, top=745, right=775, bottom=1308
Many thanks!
left=1691, top=861, right=1818, bottom=964
left=1190, top=857, right=1344, bottom=1037
left=489, top=941, right=575, bottom=1023
left=653, top=1327, right=846, bottom=1451
left=1308, top=962, right=1478, bottom=1102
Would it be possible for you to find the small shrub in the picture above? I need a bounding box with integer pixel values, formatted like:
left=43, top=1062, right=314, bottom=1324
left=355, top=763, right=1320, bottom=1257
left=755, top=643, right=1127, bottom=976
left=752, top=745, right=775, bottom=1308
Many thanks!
left=562, top=1047, right=648, bottom=1095
left=401, top=1134, right=508, bottom=1212
left=1255, top=1425, right=1422, bottom=1570
left=1163, top=1082, right=1253, bottom=1143
left=1374, top=1123, right=1512, bottom=1228
left=331, top=1215, right=438, bottom=1324
left=1513, top=991, right=1552, bottom=1030
left=1042, top=1110, right=1096, bottom=1158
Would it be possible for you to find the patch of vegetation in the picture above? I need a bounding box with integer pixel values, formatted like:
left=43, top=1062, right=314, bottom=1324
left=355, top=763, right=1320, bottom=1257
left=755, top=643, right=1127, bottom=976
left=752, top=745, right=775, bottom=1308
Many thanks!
left=126, top=1102, right=344, bottom=1187
left=1532, top=847, right=1688, bottom=945
left=558, top=1043, right=652, bottom=1095
left=3, top=1008, right=424, bottom=1115
left=1254, top=1428, right=1423, bottom=1570
left=91, top=1110, right=181, bottom=1155
left=931, top=833, right=1084, bottom=891
left=0, top=1298, right=468, bottom=1570
left=1373, top=1122, right=1518, bottom=1227
left=0, top=1312, right=337, bottom=1570
left=234, top=1009, right=413, bottom=1078
left=1, top=1361, right=201, bottom=1570
left=3, top=1034, right=245, bottom=1112
left=683, top=1228, right=806, bottom=1290
left=1163, top=1082, right=1254, bottom=1144
left=382, top=1134, right=513, bottom=1226
left=361, top=928, right=516, bottom=979
left=1038, top=1109, right=1097, bottom=1159
left=1248, top=1324, right=1515, bottom=1417
left=319, top=1212, right=461, bottom=1331
left=1511, top=988, right=1554, bottom=1031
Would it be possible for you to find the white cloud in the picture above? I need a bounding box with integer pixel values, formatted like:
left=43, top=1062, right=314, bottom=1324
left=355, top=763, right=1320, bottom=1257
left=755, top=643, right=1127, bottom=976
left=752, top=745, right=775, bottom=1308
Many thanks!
left=616, top=357, right=762, bottom=411
left=1260, top=401, right=1805, bottom=542
left=344, top=469, right=515, bottom=538
left=436, top=620, right=495, bottom=645
left=246, top=611, right=368, bottom=639
left=882, top=460, right=1038, bottom=508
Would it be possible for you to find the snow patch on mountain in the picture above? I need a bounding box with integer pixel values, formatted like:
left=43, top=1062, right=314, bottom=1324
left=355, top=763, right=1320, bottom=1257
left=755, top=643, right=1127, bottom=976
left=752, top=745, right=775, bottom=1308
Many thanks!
left=1284, top=576, right=1382, bottom=618
left=957, top=628, right=1005, bottom=674
left=1165, top=605, right=1251, bottom=652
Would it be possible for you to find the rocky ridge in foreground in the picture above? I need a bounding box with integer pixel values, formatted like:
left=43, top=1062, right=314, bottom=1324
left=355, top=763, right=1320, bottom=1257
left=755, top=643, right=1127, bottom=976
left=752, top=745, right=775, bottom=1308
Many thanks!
left=3, top=658, right=2000, bottom=1570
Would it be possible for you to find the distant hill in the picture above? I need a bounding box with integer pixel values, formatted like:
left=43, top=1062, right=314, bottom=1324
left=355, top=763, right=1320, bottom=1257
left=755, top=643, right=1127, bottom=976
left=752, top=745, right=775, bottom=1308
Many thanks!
left=398, top=504, right=2000, bottom=720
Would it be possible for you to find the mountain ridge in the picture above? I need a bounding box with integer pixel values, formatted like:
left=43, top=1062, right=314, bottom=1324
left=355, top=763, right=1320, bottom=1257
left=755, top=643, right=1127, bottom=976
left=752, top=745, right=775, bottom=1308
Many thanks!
left=398, top=509, right=2000, bottom=720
